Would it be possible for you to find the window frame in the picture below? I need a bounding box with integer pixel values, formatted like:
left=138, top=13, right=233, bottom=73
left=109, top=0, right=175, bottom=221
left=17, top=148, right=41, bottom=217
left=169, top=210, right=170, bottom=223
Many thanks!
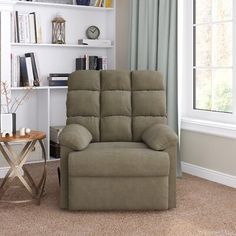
left=193, top=0, right=233, bottom=114
left=179, top=0, right=236, bottom=137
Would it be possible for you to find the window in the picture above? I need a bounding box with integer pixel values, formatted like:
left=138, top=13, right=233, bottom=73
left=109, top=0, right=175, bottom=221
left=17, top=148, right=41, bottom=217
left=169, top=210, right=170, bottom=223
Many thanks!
left=179, top=0, right=236, bottom=136
left=193, top=0, right=233, bottom=113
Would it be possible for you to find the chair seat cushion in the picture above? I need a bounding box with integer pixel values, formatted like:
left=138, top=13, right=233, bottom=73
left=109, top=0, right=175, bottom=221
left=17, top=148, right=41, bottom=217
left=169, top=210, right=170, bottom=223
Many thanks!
left=68, top=142, right=170, bottom=177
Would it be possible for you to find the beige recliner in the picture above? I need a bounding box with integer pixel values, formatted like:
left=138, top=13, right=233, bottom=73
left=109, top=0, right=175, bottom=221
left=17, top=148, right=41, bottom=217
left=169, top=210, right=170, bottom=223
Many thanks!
left=59, top=70, right=178, bottom=211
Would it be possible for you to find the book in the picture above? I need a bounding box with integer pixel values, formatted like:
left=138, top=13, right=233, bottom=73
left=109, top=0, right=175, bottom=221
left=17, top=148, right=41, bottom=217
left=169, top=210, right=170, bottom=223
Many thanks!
left=89, top=56, right=98, bottom=70
left=24, top=13, right=30, bottom=43
left=78, top=39, right=112, bottom=46
left=97, top=57, right=103, bottom=70
left=89, top=0, right=96, bottom=6
left=12, top=11, right=38, bottom=43
left=14, top=11, right=40, bottom=43
left=29, top=12, right=37, bottom=43
left=19, top=56, right=29, bottom=87
left=15, top=11, right=20, bottom=43
left=11, top=54, right=20, bottom=87
left=76, top=0, right=90, bottom=5
left=76, top=58, right=85, bottom=70
left=25, top=52, right=40, bottom=86
left=48, top=73, right=69, bottom=85
left=75, top=55, right=108, bottom=70
left=102, top=56, right=108, bottom=70
left=49, top=73, right=70, bottom=77
left=94, top=0, right=100, bottom=7
left=85, top=54, right=89, bottom=70
left=25, top=56, right=34, bottom=86
left=17, top=13, right=25, bottom=43
left=48, top=78, right=67, bottom=86
left=76, top=55, right=107, bottom=70
left=95, top=0, right=102, bottom=7
left=49, top=77, right=68, bottom=81
left=105, top=0, right=111, bottom=8
left=11, top=12, right=16, bottom=43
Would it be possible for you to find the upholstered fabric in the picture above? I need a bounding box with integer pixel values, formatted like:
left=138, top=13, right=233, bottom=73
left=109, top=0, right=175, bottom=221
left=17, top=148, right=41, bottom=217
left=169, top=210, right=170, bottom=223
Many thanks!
left=101, top=70, right=131, bottom=90
left=68, top=70, right=100, bottom=90
left=60, top=145, right=73, bottom=209
left=132, top=71, right=165, bottom=90
left=142, top=123, right=178, bottom=151
left=80, top=141, right=147, bottom=149
left=101, top=91, right=131, bottom=117
left=132, top=116, right=167, bottom=141
left=67, top=116, right=100, bottom=142
left=132, top=71, right=167, bottom=141
left=59, top=124, right=92, bottom=151
left=100, top=71, right=132, bottom=141
left=66, top=71, right=100, bottom=141
left=68, top=142, right=169, bottom=177
left=60, top=70, right=177, bottom=211
left=67, top=91, right=100, bottom=117
left=68, top=177, right=169, bottom=210
left=101, top=116, right=132, bottom=141
left=66, top=70, right=167, bottom=142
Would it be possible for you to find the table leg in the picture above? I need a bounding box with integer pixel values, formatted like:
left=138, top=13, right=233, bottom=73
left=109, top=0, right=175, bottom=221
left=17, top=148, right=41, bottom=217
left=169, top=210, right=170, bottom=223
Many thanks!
left=0, top=139, right=47, bottom=204
left=0, top=144, right=27, bottom=198
left=4, top=141, right=37, bottom=196
left=36, top=140, right=47, bottom=205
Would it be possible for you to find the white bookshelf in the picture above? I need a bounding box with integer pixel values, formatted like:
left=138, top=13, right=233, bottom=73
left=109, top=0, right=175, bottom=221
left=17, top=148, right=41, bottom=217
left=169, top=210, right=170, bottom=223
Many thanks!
left=16, top=1, right=114, bottom=11
left=11, top=43, right=114, bottom=48
left=0, top=0, right=116, bottom=163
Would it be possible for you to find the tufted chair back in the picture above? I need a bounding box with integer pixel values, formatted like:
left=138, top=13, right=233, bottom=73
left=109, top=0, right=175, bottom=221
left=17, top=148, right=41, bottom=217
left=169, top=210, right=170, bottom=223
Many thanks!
left=66, top=70, right=167, bottom=142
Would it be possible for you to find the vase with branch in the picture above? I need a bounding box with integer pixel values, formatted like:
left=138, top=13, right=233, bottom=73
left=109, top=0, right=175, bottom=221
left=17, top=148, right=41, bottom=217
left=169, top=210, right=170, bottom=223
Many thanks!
left=1, top=81, right=34, bottom=135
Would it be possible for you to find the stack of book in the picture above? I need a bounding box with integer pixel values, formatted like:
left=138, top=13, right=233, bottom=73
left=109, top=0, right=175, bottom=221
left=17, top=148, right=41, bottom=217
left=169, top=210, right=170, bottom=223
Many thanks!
left=76, top=55, right=108, bottom=70
left=11, top=11, right=41, bottom=43
left=48, top=73, right=70, bottom=86
left=11, top=52, right=40, bottom=87
left=76, top=0, right=112, bottom=7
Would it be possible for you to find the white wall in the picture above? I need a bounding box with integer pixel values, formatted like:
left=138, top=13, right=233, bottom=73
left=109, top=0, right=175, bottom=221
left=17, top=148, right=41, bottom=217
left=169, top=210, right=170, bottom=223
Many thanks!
left=116, top=0, right=130, bottom=70
left=181, top=130, right=236, bottom=176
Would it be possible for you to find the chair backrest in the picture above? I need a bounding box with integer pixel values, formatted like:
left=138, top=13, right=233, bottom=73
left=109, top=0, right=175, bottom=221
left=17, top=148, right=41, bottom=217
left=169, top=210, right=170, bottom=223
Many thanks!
left=66, top=70, right=167, bottom=142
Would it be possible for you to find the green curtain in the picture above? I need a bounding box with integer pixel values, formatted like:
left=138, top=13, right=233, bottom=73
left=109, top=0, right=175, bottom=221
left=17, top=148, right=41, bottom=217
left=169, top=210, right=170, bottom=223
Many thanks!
left=130, top=0, right=181, bottom=177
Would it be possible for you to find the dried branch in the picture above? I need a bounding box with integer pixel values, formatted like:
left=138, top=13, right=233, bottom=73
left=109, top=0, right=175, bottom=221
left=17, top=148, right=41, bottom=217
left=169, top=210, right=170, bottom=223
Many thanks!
left=12, top=88, right=33, bottom=113
left=1, top=82, right=34, bottom=114
left=1, top=82, right=11, bottom=113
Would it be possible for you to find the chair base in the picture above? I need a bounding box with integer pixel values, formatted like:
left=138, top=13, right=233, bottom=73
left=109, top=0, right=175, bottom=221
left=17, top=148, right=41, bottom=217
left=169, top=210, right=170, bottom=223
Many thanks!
left=67, top=176, right=169, bottom=211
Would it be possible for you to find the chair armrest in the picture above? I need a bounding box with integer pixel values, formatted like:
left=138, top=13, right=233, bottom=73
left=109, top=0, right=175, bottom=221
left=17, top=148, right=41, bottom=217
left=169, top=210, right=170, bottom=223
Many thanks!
left=59, top=124, right=92, bottom=151
left=142, top=124, right=178, bottom=151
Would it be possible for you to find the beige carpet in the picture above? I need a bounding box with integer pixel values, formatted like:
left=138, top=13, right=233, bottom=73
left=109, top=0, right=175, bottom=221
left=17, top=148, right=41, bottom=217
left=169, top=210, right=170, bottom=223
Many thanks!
left=0, top=161, right=236, bottom=236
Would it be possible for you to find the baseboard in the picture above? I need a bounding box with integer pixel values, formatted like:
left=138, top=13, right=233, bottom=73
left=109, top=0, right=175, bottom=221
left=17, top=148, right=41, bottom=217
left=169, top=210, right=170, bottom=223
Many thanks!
left=0, top=167, right=23, bottom=179
left=182, top=161, right=236, bottom=188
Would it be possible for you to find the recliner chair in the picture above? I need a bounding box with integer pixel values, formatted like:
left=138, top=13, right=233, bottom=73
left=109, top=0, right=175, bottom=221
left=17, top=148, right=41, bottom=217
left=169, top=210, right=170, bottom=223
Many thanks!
left=59, top=70, right=178, bottom=210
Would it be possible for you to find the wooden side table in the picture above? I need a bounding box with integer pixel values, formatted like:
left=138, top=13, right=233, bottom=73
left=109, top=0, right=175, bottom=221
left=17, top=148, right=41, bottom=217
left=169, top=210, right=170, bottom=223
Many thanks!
left=0, top=131, right=47, bottom=205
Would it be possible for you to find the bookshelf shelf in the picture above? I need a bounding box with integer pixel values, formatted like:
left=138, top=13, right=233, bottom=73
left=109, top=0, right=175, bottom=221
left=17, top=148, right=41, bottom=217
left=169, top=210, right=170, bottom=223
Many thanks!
left=49, top=86, right=68, bottom=89
left=15, top=1, right=114, bottom=11
left=11, top=86, right=68, bottom=91
left=11, top=86, right=48, bottom=90
left=11, top=43, right=114, bottom=49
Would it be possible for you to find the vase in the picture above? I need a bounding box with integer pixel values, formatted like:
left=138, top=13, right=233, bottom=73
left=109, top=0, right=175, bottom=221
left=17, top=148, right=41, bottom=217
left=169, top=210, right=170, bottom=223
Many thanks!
left=0, top=113, right=16, bottom=135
